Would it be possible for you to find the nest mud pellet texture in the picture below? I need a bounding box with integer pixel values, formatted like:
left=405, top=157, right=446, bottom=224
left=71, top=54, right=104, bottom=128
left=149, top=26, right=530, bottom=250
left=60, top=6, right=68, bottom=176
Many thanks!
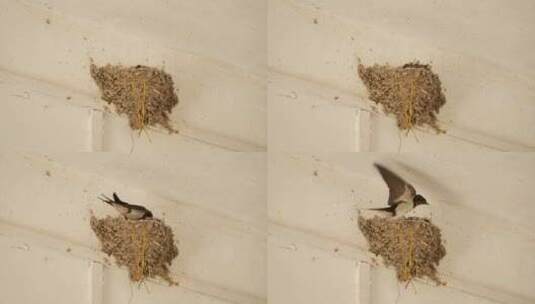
left=90, top=63, right=179, bottom=133
left=358, top=62, right=446, bottom=133
left=358, top=216, right=446, bottom=285
left=90, top=216, right=178, bottom=285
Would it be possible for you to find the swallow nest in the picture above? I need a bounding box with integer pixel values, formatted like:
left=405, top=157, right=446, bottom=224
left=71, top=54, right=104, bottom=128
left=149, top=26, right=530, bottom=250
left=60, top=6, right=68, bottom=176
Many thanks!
left=90, top=216, right=178, bottom=285
left=358, top=62, right=446, bottom=133
left=358, top=216, right=446, bottom=285
left=90, top=63, right=179, bottom=133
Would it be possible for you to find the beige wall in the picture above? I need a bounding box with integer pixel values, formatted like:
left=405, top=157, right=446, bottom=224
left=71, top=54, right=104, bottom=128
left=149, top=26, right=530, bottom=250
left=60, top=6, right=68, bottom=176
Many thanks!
left=268, top=153, right=535, bottom=304
left=0, top=0, right=266, bottom=152
left=0, top=151, right=266, bottom=304
left=268, top=0, right=535, bottom=152
left=0, top=0, right=266, bottom=303
left=265, top=2, right=535, bottom=300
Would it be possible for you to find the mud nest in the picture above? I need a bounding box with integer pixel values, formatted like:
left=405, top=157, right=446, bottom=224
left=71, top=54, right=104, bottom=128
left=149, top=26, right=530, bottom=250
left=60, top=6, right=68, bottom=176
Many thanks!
left=358, top=62, right=446, bottom=133
left=90, top=63, right=179, bottom=133
left=90, top=216, right=178, bottom=285
left=358, top=216, right=446, bottom=285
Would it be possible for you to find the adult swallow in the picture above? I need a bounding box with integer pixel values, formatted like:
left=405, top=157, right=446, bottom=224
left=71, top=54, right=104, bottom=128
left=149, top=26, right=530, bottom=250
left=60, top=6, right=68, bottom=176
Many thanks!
left=368, top=164, right=428, bottom=217
left=99, top=192, right=153, bottom=220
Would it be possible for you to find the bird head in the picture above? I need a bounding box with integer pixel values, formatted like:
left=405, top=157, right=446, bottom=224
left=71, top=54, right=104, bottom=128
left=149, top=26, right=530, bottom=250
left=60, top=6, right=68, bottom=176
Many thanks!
left=413, top=194, right=428, bottom=206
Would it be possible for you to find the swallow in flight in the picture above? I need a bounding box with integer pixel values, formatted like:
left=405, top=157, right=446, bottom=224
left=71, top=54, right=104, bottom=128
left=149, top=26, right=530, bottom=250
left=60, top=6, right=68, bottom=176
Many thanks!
left=368, top=164, right=428, bottom=216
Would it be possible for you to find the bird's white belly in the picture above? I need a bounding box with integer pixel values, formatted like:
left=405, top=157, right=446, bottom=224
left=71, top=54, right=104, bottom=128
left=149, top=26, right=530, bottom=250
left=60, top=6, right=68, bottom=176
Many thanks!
left=125, top=209, right=146, bottom=220
left=394, top=201, right=414, bottom=217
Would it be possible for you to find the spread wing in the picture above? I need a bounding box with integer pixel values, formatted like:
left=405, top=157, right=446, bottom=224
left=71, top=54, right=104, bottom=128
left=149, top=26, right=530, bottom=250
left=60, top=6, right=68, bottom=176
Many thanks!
left=374, top=164, right=416, bottom=206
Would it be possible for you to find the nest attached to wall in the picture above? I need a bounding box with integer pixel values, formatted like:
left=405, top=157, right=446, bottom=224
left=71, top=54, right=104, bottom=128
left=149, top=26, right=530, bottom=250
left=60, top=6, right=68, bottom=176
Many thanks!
left=90, top=216, right=178, bottom=285
left=358, top=62, right=446, bottom=133
left=358, top=216, right=446, bottom=285
left=90, top=63, right=179, bottom=133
